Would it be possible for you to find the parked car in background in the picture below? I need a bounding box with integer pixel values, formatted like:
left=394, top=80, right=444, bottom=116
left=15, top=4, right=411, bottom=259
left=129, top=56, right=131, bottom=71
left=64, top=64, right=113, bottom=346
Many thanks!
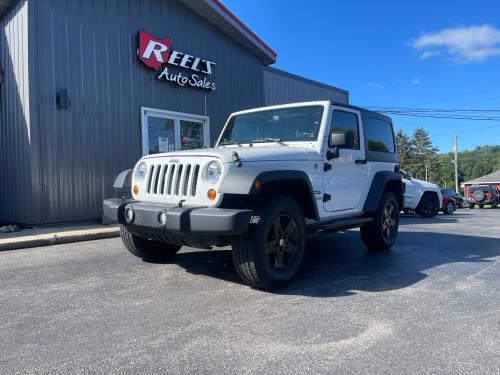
left=441, top=188, right=464, bottom=208
left=467, top=185, right=499, bottom=209
left=401, top=170, right=442, bottom=217
left=441, top=195, right=456, bottom=215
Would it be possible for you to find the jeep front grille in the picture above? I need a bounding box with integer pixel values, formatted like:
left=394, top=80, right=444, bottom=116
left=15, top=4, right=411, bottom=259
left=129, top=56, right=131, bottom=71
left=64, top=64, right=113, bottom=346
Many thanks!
left=146, top=163, right=200, bottom=197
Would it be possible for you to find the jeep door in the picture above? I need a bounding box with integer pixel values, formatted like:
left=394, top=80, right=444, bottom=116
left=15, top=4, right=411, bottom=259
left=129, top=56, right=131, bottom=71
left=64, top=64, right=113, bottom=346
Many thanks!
left=323, top=107, right=366, bottom=211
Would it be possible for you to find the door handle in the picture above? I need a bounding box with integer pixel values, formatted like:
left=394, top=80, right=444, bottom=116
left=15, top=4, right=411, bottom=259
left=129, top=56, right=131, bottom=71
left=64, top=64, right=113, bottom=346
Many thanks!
left=355, top=159, right=367, bottom=164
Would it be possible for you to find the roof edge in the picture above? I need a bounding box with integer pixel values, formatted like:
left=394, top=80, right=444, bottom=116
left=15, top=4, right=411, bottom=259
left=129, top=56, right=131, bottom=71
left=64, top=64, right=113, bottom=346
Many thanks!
left=181, top=0, right=276, bottom=65
left=264, top=66, right=349, bottom=95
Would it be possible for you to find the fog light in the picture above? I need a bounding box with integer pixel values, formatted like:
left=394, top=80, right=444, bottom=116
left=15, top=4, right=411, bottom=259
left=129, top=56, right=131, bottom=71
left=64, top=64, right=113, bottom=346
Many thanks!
left=207, top=189, right=217, bottom=201
left=125, top=207, right=134, bottom=223
left=158, top=211, right=167, bottom=226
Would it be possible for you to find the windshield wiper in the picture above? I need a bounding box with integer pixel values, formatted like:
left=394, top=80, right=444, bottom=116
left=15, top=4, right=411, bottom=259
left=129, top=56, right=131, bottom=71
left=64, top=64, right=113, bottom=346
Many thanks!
left=218, top=140, right=242, bottom=147
left=250, top=138, right=287, bottom=146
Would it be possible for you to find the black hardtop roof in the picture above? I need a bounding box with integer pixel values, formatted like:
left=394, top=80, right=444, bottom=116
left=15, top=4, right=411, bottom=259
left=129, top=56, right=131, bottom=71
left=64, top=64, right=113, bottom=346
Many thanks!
left=331, top=101, right=393, bottom=123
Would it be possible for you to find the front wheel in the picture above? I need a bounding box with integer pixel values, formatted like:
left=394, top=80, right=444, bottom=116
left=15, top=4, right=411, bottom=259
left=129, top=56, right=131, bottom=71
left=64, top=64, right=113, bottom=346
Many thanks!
left=469, top=203, right=475, bottom=209
left=443, top=201, right=455, bottom=215
left=120, top=226, right=181, bottom=262
left=479, top=204, right=484, bottom=209
left=416, top=193, right=440, bottom=218
left=492, top=200, right=498, bottom=208
left=361, top=191, right=399, bottom=251
left=231, top=196, right=307, bottom=290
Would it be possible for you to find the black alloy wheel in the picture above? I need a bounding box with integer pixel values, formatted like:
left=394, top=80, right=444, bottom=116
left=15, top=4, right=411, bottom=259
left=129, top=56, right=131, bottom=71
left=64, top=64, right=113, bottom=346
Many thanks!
left=381, top=200, right=398, bottom=242
left=361, top=191, right=399, bottom=251
left=265, top=214, right=299, bottom=273
left=231, top=196, right=307, bottom=290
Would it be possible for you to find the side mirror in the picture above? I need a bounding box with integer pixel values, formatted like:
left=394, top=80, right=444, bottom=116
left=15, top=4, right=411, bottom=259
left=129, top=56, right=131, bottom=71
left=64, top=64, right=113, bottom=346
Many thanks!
left=326, top=131, right=346, bottom=160
left=329, top=132, right=346, bottom=148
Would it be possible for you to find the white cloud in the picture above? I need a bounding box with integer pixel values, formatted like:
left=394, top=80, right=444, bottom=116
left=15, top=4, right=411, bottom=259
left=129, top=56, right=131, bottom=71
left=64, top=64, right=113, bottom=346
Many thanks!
left=411, top=24, right=500, bottom=62
left=363, top=82, right=386, bottom=89
left=411, top=78, right=421, bottom=85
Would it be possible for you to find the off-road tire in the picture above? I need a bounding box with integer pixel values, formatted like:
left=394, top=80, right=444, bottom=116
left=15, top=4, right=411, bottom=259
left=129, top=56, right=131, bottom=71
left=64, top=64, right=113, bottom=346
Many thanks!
left=443, top=201, right=455, bottom=215
left=120, top=226, right=181, bottom=262
left=469, top=203, right=475, bottom=209
left=416, top=192, right=440, bottom=218
left=231, top=196, right=307, bottom=290
left=361, top=191, right=399, bottom=251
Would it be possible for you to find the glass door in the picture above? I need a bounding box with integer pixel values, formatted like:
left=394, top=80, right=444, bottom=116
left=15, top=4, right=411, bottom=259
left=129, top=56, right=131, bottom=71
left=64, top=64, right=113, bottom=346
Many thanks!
left=141, top=107, right=210, bottom=155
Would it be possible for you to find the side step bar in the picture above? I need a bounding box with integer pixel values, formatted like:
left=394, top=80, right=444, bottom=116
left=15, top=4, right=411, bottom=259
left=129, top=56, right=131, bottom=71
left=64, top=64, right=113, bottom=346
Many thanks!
left=307, top=217, right=372, bottom=236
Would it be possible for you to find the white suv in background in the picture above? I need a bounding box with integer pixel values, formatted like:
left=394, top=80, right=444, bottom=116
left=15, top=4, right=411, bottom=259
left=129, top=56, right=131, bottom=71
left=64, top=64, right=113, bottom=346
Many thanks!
left=401, top=170, right=442, bottom=217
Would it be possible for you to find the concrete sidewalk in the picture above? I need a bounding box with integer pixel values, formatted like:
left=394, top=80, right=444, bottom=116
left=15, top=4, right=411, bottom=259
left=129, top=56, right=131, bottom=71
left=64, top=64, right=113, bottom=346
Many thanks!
left=0, top=224, right=120, bottom=251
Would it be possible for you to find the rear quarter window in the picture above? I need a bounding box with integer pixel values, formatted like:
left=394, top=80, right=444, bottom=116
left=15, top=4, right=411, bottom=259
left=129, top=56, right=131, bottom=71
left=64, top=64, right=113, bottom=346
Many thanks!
left=364, top=116, right=395, bottom=153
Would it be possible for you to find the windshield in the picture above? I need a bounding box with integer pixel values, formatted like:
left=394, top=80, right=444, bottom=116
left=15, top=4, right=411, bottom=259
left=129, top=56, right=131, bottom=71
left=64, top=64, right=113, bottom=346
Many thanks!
left=218, top=106, right=324, bottom=144
left=441, top=189, right=455, bottom=196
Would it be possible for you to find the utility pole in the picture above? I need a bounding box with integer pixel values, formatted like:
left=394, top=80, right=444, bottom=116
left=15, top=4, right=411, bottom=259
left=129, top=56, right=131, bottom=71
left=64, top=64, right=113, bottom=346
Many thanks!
left=454, top=135, right=459, bottom=193
left=425, top=165, right=428, bottom=181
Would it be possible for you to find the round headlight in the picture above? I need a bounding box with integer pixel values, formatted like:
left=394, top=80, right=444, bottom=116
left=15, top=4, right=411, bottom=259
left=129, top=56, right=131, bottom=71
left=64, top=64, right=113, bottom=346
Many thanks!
left=206, top=161, right=222, bottom=184
left=134, top=162, right=148, bottom=182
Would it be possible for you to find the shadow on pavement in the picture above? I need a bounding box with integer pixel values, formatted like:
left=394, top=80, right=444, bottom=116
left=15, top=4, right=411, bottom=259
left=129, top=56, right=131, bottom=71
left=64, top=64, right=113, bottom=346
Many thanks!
left=173, top=230, right=499, bottom=297
left=398, top=215, right=460, bottom=225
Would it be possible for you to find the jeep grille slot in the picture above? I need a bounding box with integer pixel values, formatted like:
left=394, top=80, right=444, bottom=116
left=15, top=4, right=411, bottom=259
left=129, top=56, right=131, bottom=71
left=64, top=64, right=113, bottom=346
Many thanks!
left=191, top=165, right=200, bottom=196
left=146, top=162, right=200, bottom=198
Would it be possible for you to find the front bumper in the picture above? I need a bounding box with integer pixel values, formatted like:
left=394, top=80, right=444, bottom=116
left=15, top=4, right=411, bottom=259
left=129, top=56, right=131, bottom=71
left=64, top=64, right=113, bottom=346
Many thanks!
left=103, top=198, right=252, bottom=236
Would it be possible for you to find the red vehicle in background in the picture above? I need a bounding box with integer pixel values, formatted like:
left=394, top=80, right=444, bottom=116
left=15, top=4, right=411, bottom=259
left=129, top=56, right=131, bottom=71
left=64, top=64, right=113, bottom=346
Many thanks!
left=441, top=195, right=456, bottom=215
left=466, top=185, right=499, bottom=209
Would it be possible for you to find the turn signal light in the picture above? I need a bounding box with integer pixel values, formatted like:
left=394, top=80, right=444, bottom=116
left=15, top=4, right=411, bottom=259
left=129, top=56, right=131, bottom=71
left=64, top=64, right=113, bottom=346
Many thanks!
left=254, top=179, right=261, bottom=189
left=207, top=189, right=217, bottom=200
left=133, top=185, right=139, bottom=195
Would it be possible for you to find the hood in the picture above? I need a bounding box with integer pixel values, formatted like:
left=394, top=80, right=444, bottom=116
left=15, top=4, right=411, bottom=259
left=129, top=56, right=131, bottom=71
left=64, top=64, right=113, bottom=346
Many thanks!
left=410, top=177, right=440, bottom=190
left=142, top=146, right=309, bottom=163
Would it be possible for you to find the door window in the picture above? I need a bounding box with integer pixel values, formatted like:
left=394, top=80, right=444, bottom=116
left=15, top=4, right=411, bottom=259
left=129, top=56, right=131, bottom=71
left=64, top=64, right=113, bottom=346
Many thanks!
left=141, top=107, right=209, bottom=155
left=330, top=110, right=360, bottom=149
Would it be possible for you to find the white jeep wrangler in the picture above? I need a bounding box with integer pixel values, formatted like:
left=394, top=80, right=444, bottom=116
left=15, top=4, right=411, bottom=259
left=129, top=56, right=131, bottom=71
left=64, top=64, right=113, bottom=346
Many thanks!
left=104, top=101, right=403, bottom=289
left=400, top=170, right=443, bottom=218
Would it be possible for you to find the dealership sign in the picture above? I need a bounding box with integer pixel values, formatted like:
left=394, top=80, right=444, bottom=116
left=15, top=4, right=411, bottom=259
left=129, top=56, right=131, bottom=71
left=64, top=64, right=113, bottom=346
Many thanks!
left=138, top=31, right=216, bottom=91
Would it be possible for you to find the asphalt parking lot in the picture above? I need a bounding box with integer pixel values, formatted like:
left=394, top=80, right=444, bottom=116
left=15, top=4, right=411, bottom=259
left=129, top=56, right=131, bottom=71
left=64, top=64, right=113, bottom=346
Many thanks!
left=1, top=209, right=499, bottom=374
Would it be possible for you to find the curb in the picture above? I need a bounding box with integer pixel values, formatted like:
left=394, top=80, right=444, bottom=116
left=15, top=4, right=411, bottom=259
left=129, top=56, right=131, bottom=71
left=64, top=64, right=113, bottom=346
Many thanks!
left=0, top=227, right=120, bottom=251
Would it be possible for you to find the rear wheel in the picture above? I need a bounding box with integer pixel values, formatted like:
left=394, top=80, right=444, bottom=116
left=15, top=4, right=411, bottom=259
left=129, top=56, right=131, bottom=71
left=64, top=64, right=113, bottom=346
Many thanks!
left=443, top=201, right=455, bottom=215
left=479, top=204, right=484, bottom=209
left=361, top=191, right=399, bottom=251
left=120, top=226, right=181, bottom=262
left=231, top=196, right=306, bottom=290
left=416, top=193, right=439, bottom=218
left=469, top=203, right=475, bottom=209
left=492, top=200, right=498, bottom=208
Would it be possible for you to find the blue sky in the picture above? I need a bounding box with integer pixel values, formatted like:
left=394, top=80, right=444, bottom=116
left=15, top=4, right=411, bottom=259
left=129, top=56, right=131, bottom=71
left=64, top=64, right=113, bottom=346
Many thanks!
left=223, top=0, right=500, bottom=153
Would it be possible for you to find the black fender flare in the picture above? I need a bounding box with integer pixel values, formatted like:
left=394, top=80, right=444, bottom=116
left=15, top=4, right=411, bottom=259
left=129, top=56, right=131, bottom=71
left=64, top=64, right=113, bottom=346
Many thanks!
left=253, top=170, right=319, bottom=220
left=363, top=171, right=403, bottom=213
left=113, top=169, right=133, bottom=197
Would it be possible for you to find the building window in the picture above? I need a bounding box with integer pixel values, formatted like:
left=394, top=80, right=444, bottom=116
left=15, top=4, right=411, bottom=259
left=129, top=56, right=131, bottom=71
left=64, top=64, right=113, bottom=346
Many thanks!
left=141, top=107, right=210, bottom=155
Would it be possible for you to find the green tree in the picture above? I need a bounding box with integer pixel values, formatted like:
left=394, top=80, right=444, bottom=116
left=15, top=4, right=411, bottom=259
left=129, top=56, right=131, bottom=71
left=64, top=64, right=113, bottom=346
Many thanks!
left=395, top=129, right=412, bottom=170
left=407, top=127, right=439, bottom=180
